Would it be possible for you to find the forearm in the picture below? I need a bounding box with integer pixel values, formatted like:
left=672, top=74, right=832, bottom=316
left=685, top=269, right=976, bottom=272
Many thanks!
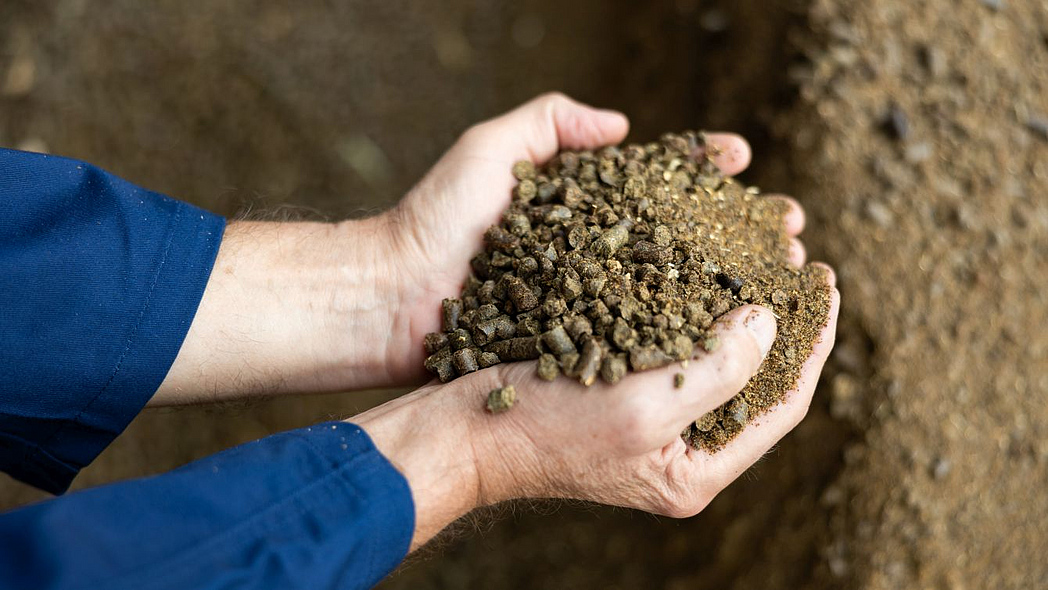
left=154, top=217, right=413, bottom=405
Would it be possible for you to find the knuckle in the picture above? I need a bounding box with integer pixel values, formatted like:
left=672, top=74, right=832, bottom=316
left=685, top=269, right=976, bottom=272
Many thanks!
left=658, top=491, right=711, bottom=519
left=653, top=461, right=713, bottom=519
left=459, top=122, right=491, bottom=147
left=537, top=91, right=571, bottom=107
left=612, top=399, right=659, bottom=454
left=789, top=398, right=813, bottom=431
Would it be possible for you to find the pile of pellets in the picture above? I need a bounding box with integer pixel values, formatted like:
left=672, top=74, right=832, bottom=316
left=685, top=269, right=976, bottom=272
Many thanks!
left=423, top=132, right=831, bottom=449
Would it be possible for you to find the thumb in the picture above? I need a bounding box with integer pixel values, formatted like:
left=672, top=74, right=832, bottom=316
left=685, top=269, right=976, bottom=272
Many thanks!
left=464, top=92, right=630, bottom=164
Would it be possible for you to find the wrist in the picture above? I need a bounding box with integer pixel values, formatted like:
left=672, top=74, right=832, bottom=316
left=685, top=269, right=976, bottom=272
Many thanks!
left=353, top=379, right=484, bottom=550
left=326, top=215, right=421, bottom=387
left=467, top=383, right=551, bottom=506
left=155, top=216, right=406, bottom=404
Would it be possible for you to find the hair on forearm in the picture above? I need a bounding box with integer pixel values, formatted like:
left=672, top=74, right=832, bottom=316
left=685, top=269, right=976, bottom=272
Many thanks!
left=232, top=200, right=330, bottom=222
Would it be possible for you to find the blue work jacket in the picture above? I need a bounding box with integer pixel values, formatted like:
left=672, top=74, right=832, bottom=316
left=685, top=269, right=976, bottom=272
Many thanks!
left=0, top=148, right=413, bottom=589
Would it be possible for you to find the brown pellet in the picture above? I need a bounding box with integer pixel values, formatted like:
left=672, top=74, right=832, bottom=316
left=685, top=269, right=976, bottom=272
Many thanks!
left=485, top=336, right=542, bottom=361
left=575, top=337, right=603, bottom=386
left=600, top=355, right=627, bottom=384
left=442, top=298, right=462, bottom=331
left=452, top=348, right=479, bottom=375
left=629, top=345, right=675, bottom=371
left=506, top=276, right=539, bottom=311
left=592, top=222, right=631, bottom=257
left=486, top=385, right=517, bottom=413
left=537, top=353, right=559, bottom=381
left=423, top=332, right=448, bottom=355
left=542, top=325, right=577, bottom=355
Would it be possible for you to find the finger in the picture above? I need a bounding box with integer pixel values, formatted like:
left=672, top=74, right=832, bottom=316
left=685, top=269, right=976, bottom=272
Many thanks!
left=764, top=194, right=805, bottom=236
left=811, top=261, right=837, bottom=288
left=467, top=92, right=630, bottom=165
left=692, top=288, right=840, bottom=487
left=789, top=238, right=806, bottom=267
left=623, top=305, right=777, bottom=435
left=703, top=132, right=751, bottom=176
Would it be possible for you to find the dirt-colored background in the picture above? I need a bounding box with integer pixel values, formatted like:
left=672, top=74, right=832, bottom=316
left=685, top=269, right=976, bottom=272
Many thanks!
left=2, top=1, right=1046, bottom=588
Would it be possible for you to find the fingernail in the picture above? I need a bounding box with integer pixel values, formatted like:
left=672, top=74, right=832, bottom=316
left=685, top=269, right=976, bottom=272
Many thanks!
left=744, top=308, right=777, bottom=358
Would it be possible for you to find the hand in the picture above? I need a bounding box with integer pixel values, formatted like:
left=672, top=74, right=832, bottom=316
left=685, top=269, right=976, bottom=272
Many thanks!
left=383, top=92, right=761, bottom=385
left=357, top=287, right=839, bottom=549
left=354, top=92, right=840, bottom=546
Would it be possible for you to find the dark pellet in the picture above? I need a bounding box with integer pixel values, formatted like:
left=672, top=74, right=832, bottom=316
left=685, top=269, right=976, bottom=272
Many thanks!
left=485, top=336, right=542, bottom=361
left=429, top=356, right=455, bottom=382
left=473, top=320, right=499, bottom=346
left=449, top=328, right=472, bottom=351
left=506, top=276, right=539, bottom=311
left=883, top=105, right=909, bottom=140
left=493, top=316, right=517, bottom=339
left=458, top=308, right=477, bottom=330
left=470, top=253, right=491, bottom=280
left=518, top=256, right=539, bottom=275
left=484, top=226, right=519, bottom=251
left=478, top=352, right=501, bottom=369
left=423, top=347, right=450, bottom=373
left=592, top=222, right=630, bottom=257
left=476, top=303, right=500, bottom=321
left=452, top=348, right=479, bottom=375
left=423, top=332, right=448, bottom=355
left=442, top=298, right=463, bottom=331
left=632, top=240, right=670, bottom=265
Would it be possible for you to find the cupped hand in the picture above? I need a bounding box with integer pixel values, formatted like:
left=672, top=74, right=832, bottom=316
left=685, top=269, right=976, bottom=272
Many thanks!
left=357, top=92, right=839, bottom=546
left=380, top=92, right=766, bottom=384
left=466, top=281, right=839, bottom=516
left=357, top=276, right=839, bottom=548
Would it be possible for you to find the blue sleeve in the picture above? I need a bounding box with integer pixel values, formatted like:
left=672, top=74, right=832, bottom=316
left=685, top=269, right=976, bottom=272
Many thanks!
left=0, top=421, right=415, bottom=590
left=0, top=147, right=225, bottom=494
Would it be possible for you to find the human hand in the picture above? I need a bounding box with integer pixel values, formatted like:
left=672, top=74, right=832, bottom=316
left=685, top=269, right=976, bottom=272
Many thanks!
left=380, top=92, right=772, bottom=386
left=357, top=281, right=838, bottom=548
left=356, top=93, right=838, bottom=546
